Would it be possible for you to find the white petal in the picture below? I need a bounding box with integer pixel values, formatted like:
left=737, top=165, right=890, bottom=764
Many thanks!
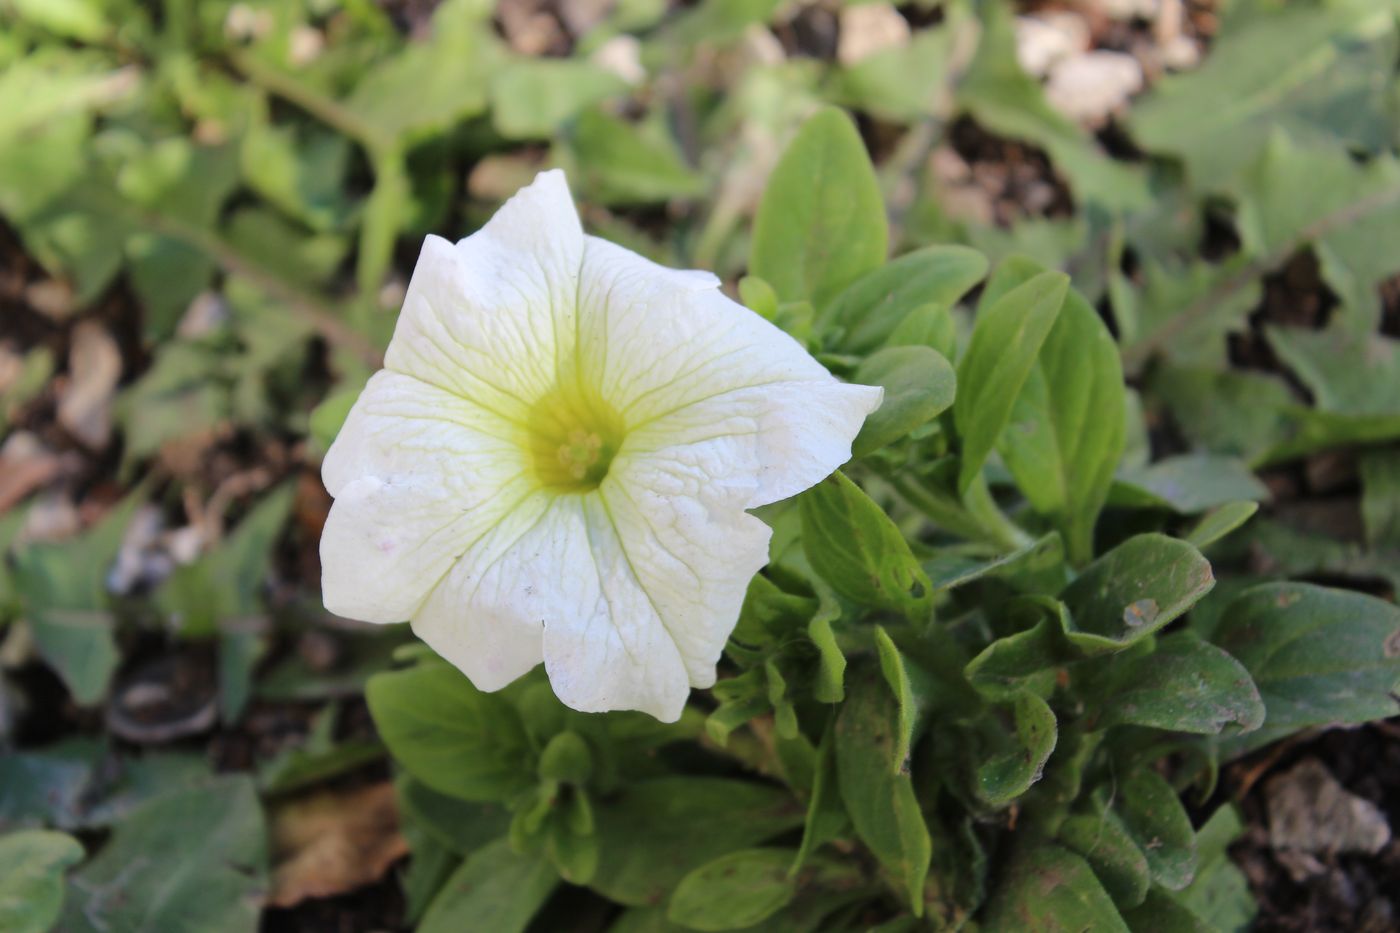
left=545, top=495, right=693, bottom=721
left=384, top=170, right=583, bottom=418
left=409, top=490, right=560, bottom=691
left=602, top=446, right=772, bottom=688
left=576, top=236, right=883, bottom=507
left=320, top=472, right=532, bottom=625
left=319, top=372, right=538, bottom=624
left=322, top=370, right=527, bottom=498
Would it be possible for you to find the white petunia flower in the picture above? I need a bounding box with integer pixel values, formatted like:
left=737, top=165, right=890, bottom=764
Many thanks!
left=320, top=170, right=883, bottom=722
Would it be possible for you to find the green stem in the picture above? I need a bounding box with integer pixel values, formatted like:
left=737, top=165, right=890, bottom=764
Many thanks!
left=227, top=50, right=390, bottom=153
left=355, top=147, right=409, bottom=308
left=877, top=465, right=1030, bottom=552
left=962, top=474, right=1034, bottom=552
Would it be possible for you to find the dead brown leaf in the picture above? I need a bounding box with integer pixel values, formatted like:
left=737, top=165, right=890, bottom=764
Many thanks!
left=57, top=320, right=122, bottom=449
left=269, top=781, right=410, bottom=908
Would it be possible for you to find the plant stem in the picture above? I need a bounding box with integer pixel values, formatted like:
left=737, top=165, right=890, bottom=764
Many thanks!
left=227, top=50, right=389, bottom=154
left=878, top=465, right=1030, bottom=552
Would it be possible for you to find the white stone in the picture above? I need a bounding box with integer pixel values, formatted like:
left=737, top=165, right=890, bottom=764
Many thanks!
left=1045, top=51, right=1145, bottom=125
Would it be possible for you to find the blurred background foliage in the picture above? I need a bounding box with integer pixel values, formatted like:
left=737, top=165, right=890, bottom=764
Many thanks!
left=4, top=0, right=1400, bottom=929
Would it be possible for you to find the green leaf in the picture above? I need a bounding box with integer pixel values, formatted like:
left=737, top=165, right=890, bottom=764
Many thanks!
left=1121, top=889, right=1213, bottom=933
left=954, top=269, right=1068, bottom=493
left=1059, top=534, right=1214, bottom=652
left=154, top=484, right=292, bottom=638
left=886, top=302, right=958, bottom=360
left=850, top=346, right=956, bottom=458
left=240, top=121, right=352, bottom=233
left=799, top=472, right=932, bottom=617
left=1361, top=449, right=1400, bottom=550
left=257, top=708, right=382, bottom=797
left=923, top=532, right=1065, bottom=594
left=117, top=137, right=239, bottom=229
left=996, top=263, right=1125, bottom=564
left=60, top=777, right=266, bottom=933
left=11, top=492, right=141, bottom=704
left=751, top=107, right=887, bottom=309
left=397, top=777, right=512, bottom=857
left=0, top=53, right=131, bottom=144
left=668, top=849, right=801, bottom=930
left=972, top=690, right=1058, bottom=808
left=1212, top=582, right=1400, bottom=754
left=341, top=3, right=496, bottom=147
left=126, top=235, right=215, bottom=341
left=1112, top=455, right=1270, bottom=514
left=565, top=108, right=704, bottom=205
left=0, top=740, right=100, bottom=831
left=792, top=724, right=847, bottom=876
left=7, top=0, right=110, bottom=42
left=835, top=665, right=931, bottom=915
left=0, top=830, right=84, bottom=933
left=1268, top=325, right=1400, bottom=419
left=589, top=778, right=804, bottom=907
left=807, top=592, right=846, bottom=703
left=873, top=627, right=933, bottom=775
left=366, top=661, right=535, bottom=801
left=1173, top=807, right=1256, bottom=932
left=1128, top=0, right=1397, bottom=189
left=1116, top=259, right=1262, bottom=374
left=981, top=845, right=1128, bottom=933
left=1235, top=132, right=1400, bottom=269
left=224, top=207, right=348, bottom=288
left=419, top=838, right=557, bottom=933
left=1116, top=770, right=1197, bottom=892
left=1150, top=365, right=1296, bottom=464
left=1184, top=502, right=1260, bottom=550
left=1087, top=632, right=1265, bottom=735
left=819, top=245, right=987, bottom=354
left=490, top=59, right=627, bottom=140
left=1058, top=811, right=1150, bottom=909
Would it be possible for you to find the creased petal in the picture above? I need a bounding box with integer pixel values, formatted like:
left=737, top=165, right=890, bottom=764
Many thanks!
left=541, top=491, right=729, bottom=723
left=577, top=236, right=883, bottom=507
left=384, top=170, right=583, bottom=416
left=601, top=445, right=772, bottom=689
left=322, top=370, right=528, bottom=498
left=320, top=372, right=537, bottom=624
left=409, top=490, right=559, bottom=691
left=628, top=379, right=883, bottom=508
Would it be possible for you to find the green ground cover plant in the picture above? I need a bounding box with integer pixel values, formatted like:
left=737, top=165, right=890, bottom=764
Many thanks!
left=3, top=0, right=1400, bottom=930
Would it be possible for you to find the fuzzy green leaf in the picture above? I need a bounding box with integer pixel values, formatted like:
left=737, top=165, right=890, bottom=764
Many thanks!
left=954, top=269, right=1068, bottom=492
left=981, top=845, right=1128, bottom=933
left=851, top=346, right=956, bottom=458
left=835, top=665, right=931, bottom=915
left=0, top=830, right=84, bottom=933
left=1058, top=811, right=1150, bottom=909
left=419, top=838, right=557, bottom=933
left=589, top=778, right=804, bottom=907
left=366, top=661, right=535, bottom=802
left=1059, top=534, right=1215, bottom=652
left=800, top=472, right=932, bottom=617
left=751, top=107, right=887, bottom=309
left=60, top=777, right=266, bottom=932
left=668, top=849, right=800, bottom=931
left=820, top=245, right=986, bottom=353
left=1213, top=582, right=1400, bottom=755
left=995, top=260, right=1125, bottom=563
left=1116, top=771, right=1197, bottom=892
left=1089, top=632, right=1265, bottom=735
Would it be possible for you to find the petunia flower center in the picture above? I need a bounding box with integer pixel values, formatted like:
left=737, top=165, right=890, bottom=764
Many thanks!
left=527, top=385, right=624, bottom=492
